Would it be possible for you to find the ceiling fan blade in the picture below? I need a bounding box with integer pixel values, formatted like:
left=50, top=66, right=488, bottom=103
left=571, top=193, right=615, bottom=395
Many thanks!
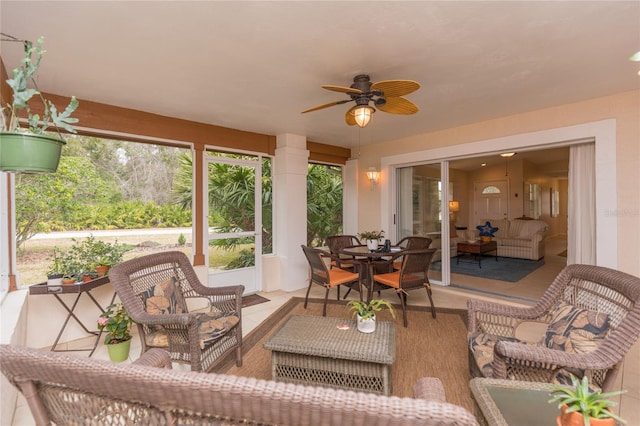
left=371, top=80, right=420, bottom=97
left=322, top=85, right=364, bottom=95
left=377, top=96, right=419, bottom=115
left=301, top=100, right=350, bottom=114
left=344, top=109, right=357, bottom=126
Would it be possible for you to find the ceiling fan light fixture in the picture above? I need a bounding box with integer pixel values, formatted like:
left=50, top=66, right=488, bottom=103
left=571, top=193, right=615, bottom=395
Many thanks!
left=351, top=105, right=375, bottom=128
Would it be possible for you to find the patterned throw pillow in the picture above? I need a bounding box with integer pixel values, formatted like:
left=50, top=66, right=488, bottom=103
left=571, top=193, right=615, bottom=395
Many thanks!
left=141, top=276, right=187, bottom=315
left=542, top=302, right=610, bottom=354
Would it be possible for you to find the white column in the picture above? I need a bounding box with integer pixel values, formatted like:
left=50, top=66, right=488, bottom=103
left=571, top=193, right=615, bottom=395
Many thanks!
left=343, top=159, right=359, bottom=235
left=269, top=134, right=309, bottom=292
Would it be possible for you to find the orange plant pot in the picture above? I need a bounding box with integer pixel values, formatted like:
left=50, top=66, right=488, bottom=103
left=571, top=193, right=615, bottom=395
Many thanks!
left=557, top=405, right=615, bottom=426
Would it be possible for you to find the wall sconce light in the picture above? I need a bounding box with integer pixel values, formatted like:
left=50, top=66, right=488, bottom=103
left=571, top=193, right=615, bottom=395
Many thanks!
left=350, top=105, right=376, bottom=128
left=449, top=200, right=460, bottom=224
left=366, top=167, right=379, bottom=190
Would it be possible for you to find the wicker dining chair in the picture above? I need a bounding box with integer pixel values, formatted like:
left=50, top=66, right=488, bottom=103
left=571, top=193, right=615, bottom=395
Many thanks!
left=372, top=248, right=438, bottom=327
left=326, top=235, right=362, bottom=271
left=108, top=251, right=243, bottom=372
left=467, top=264, right=640, bottom=391
left=392, top=236, right=432, bottom=270
left=301, top=245, right=361, bottom=316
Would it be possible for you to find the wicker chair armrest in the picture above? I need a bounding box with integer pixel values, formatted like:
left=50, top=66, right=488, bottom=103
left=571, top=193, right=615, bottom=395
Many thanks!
left=412, top=377, right=447, bottom=402
left=133, top=311, right=199, bottom=327
left=494, top=341, right=616, bottom=372
left=187, top=284, right=244, bottom=299
left=467, top=298, right=544, bottom=333
left=132, top=348, right=173, bottom=369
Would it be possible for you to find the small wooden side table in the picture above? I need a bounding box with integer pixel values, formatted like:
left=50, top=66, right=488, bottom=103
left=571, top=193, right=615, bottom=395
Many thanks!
left=29, top=276, right=115, bottom=356
left=456, top=240, right=498, bottom=268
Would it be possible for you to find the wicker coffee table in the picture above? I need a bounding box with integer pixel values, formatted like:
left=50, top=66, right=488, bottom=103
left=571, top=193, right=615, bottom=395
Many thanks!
left=263, top=315, right=396, bottom=395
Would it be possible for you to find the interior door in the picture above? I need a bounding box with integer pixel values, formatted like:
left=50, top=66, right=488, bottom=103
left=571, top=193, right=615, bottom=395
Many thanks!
left=204, top=155, right=262, bottom=294
left=474, top=180, right=509, bottom=224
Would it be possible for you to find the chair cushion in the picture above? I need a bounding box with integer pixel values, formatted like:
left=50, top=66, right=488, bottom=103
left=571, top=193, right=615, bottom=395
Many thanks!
left=141, top=276, right=187, bottom=315
left=468, top=331, right=522, bottom=377
left=196, top=311, right=240, bottom=349
left=145, top=311, right=240, bottom=349
left=541, top=302, right=610, bottom=354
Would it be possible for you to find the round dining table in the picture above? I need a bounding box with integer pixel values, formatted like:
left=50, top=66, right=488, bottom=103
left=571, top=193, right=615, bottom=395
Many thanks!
left=339, top=245, right=405, bottom=302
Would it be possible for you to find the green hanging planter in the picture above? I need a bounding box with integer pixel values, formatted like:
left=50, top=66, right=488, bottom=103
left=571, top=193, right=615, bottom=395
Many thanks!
left=0, top=132, right=66, bottom=173
left=106, top=339, right=132, bottom=363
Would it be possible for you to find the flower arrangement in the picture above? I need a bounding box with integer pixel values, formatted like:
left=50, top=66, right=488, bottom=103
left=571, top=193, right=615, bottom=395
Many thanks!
left=358, top=230, right=385, bottom=241
left=548, top=374, right=626, bottom=425
left=348, top=299, right=396, bottom=320
left=97, top=303, right=133, bottom=345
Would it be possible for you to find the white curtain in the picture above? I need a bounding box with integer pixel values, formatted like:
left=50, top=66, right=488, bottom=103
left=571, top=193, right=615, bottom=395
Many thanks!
left=568, top=142, right=596, bottom=265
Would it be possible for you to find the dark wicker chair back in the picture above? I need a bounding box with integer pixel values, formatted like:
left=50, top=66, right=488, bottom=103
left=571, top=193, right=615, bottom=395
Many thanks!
left=468, top=263, right=640, bottom=391
left=109, top=251, right=243, bottom=372
left=396, top=236, right=433, bottom=250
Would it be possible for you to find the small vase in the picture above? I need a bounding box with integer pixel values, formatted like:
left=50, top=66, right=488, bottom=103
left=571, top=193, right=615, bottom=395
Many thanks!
left=47, top=274, right=63, bottom=286
left=356, top=314, right=376, bottom=333
left=106, top=339, right=131, bottom=362
left=480, top=236, right=492, bottom=242
left=366, top=239, right=379, bottom=251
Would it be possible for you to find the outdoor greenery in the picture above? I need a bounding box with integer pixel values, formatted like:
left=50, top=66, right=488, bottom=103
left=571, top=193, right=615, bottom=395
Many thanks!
left=48, top=235, right=128, bottom=280
left=16, top=135, right=344, bottom=275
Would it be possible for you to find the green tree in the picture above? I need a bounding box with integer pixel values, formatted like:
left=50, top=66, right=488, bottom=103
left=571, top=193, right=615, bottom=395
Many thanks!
left=306, top=164, right=343, bottom=245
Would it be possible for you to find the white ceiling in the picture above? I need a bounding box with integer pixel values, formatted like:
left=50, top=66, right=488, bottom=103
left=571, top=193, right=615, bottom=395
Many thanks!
left=1, top=1, right=639, bottom=149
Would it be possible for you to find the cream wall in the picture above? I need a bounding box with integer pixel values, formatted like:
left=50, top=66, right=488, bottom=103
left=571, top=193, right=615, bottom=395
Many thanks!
left=355, top=89, right=639, bottom=277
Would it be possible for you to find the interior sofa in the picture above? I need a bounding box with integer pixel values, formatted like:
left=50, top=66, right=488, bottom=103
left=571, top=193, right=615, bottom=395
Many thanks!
left=0, top=345, right=479, bottom=426
left=472, top=218, right=549, bottom=261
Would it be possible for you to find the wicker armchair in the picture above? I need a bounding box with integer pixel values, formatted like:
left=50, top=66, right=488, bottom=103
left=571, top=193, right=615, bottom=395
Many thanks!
left=326, top=234, right=361, bottom=270
left=467, top=264, right=640, bottom=391
left=0, top=345, right=479, bottom=426
left=109, top=251, right=243, bottom=372
left=392, top=236, right=432, bottom=270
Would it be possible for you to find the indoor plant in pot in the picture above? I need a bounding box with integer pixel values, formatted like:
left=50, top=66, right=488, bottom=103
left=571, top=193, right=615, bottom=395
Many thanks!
left=358, top=230, right=385, bottom=251
left=347, top=299, right=395, bottom=333
left=548, top=374, right=626, bottom=426
left=97, top=303, right=133, bottom=362
left=0, top=35, right=79, bottom=173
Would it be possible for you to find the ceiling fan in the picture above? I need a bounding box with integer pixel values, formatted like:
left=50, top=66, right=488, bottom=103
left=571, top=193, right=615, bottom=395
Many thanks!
left=302, top=74, right=420, bottom=128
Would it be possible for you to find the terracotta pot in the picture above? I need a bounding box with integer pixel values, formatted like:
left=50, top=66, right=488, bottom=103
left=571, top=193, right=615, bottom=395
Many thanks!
left=61, top=278, right=76, bottom=285
left=82, top=275, right=93, bottom=282
left=95, top=265, right=109, bottom=277
left=557, top=405, right=615, bottom=426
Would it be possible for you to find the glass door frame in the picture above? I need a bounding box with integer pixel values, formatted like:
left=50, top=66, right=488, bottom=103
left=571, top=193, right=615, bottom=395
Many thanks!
left=203, top=154, right=263, bottom=294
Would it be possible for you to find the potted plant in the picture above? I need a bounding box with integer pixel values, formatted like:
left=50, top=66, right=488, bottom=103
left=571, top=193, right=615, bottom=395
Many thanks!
left=0, top=35, right=79, bottom=173
left=358, top=230, right=385, bottom=251
left=46, top=248, right=64, bottom=285
left=347, top=299, right=395, bottom=333
left=97, top=303, right=133, bottom=362
left=548, top=374, right=626, bottom=426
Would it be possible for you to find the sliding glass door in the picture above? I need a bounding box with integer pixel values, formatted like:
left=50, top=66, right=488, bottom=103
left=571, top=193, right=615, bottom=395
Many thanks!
left=396, top=163, right=446, bottom=282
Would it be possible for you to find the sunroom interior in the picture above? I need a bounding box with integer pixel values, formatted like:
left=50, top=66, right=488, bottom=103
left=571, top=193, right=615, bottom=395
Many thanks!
left=1, top=1, right=639, bottom=424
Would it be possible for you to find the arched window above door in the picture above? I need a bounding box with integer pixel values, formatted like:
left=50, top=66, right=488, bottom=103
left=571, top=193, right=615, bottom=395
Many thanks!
left=481, top=185, right=501, bottom=194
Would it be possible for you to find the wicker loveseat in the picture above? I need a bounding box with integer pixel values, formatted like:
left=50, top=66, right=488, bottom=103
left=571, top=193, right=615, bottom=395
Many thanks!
left=0, top=345, right=479, bottom=426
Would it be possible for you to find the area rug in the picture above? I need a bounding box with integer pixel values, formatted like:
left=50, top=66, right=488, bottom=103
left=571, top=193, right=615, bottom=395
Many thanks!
left=431, top=256, right=545, bottom=283
left=241, top=294, right=270, bottom=308
left=218, top=297, right=474, bottom=412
